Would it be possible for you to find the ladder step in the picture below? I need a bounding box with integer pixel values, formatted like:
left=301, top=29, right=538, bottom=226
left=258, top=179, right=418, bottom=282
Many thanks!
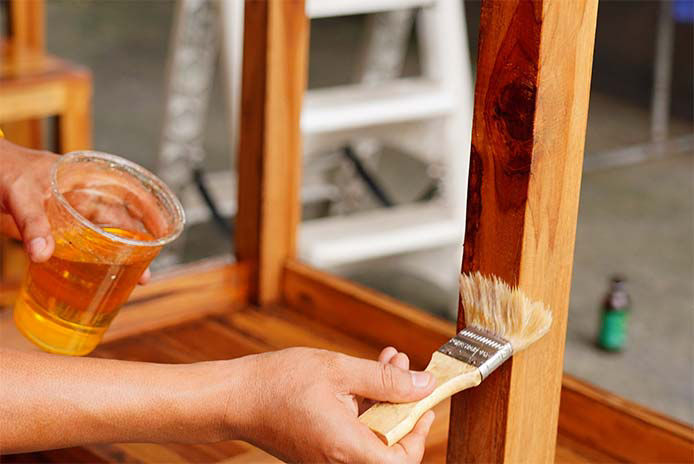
left=302, top=79, right=454, bottom=135
left=306, top=0, right=435, bottom=18
left=299, top=203, right=464, bottom=268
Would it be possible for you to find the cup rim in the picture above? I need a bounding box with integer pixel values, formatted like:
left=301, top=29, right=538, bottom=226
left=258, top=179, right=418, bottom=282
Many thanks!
left=50, top=151, right=186, bottom=248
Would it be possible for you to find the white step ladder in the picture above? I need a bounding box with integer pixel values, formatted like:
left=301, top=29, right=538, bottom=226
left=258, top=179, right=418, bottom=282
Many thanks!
left=159, top=0, right=474, bottom=312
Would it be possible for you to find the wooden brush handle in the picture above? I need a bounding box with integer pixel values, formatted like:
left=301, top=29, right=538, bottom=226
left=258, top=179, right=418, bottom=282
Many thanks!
left=359, top=352, right=482, bottom=446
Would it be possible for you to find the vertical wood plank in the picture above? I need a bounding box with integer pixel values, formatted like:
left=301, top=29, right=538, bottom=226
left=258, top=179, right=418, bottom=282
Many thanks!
left=58, top=75, right=92, bottom=152
left=6, top=0, right=46, bottom=149
left=236, top=0, right=308, bottom=304
left=447, top=1, right=598, bottom=462
left=9, top=0, right=44, bottom=51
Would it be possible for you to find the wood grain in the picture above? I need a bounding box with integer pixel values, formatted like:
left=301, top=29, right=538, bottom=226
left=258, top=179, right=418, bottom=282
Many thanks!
left=559, top=375, right=694, bottom=463
left=105, top=260, right=250, bottom=343
left=282, top=259, right=452, bottom=369
left=4, top=302, right=685, bottom=463
left=447, top=1, right=599, bottom=462
left=236, top=0, right=308, bottom=304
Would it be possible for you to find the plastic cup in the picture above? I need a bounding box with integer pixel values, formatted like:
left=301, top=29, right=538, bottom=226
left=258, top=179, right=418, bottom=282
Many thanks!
left=13, top=151, right=185, bottom=355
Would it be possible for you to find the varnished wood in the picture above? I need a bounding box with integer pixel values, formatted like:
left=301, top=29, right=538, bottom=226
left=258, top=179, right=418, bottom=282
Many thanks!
left=57, top=76, right=92, bottom=152
left=5, top=0, right=45, bottom=148
left=9, top=0, right=44, bottom=51
left=447, top=1, right=599, bottom=462
left=0, top=120, right=42, bottom=149
left=4, top=303, right=653, bottom=463
left=236, top=0, right=308, bottom=304
left=559, top=375, right=694, bottom=463
left=282, top=259, right=452, bottom=369
left=0, top=45, right=92, bottom=153
left=0, top=260, right=250, bottom=352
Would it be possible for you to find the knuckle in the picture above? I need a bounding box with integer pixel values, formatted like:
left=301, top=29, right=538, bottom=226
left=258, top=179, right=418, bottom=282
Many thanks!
left=385, top=364, right=412, bottom=397
left=325, top=440, right=351, bottom=463
left=18, top=213, right=43, bottom=233
left=379, top=364, right=397, bottom=395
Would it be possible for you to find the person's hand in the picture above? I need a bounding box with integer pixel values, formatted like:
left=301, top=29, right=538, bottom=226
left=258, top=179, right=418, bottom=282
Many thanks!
left=0, top=139, right=150, bottom=283
left=222, top=346, right=437, bottom=463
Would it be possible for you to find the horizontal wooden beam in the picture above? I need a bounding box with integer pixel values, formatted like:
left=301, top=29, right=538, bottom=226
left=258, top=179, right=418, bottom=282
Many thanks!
left=1, top=260, right=250, bottom=352
left=559, top=375, right=694, bottom=463
left=105, top=260, right=250, bottom=343
left=282, top=260, right=452, bottom=369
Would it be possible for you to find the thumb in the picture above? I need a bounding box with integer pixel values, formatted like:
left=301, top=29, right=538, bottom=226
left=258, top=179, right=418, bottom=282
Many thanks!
left=6, top=184, right=54, bottom=262
left=343, top=356, right=434, bottom=403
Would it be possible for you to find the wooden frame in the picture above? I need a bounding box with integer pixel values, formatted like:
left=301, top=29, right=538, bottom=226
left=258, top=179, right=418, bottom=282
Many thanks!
left=2, top=0, right=692, bottom=462
left=0, top=0, right=92, bottom=152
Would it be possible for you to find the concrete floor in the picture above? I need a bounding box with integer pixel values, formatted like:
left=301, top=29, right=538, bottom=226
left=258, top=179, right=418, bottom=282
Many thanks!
left=32, top=1, right=694, bottom=424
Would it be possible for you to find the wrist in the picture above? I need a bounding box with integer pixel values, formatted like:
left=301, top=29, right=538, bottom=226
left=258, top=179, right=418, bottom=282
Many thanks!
left=164, top=359, right=243, bottom=444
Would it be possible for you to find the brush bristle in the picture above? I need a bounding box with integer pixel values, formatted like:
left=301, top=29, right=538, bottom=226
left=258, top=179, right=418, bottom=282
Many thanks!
left=460, top=272, right=552, bottom=352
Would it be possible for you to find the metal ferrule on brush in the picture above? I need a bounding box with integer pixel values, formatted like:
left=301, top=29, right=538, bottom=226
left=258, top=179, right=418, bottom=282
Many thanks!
left=438, top=327, right=513, bottom=380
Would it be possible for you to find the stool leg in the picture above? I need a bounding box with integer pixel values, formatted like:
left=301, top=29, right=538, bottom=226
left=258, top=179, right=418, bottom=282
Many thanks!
left=58, top=77, right=92, bottom=153
left=2, top=120, right=43, bottom=149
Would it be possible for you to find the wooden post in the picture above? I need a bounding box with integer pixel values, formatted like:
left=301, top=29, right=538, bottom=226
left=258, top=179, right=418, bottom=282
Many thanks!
left=9, top=0, right=44, bottom=51
left=5, top=0, right=45, bottom=149
left=58, top=75, right=92, bottom=153
left=235, top=0, right=308, bottom=304
left=447, top=1, right=598, bottom=462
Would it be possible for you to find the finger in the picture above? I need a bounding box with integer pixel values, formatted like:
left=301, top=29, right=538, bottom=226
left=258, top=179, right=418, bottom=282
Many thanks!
left=340, top=355, right=434, bottom=403
left=138, top=268, right=151, bottom=285
left=378, top=347, right=398, bottom=364
left=6, top=184, right=54, bottom=262
left=390, top=410, right=435, bottom=464
left=361, top=348, right=406, bottom=413
left=391, top=352, right=409, bottom=371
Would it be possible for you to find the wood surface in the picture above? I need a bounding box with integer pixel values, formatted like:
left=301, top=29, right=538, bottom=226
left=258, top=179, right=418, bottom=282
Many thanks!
left=0, top=46, right=92, bottom=152
left=2, top=304, right=620, bottom=464
left=360, top=351, right=481, bottom=446
left=559, top=375, right=694, bottom=463
left=5, top=0, right=45, bottom=148
left=282, top=259, right=452, bottom=369
left=447, top=0, right=599, bottom=462
left=235, top=0, right=308, bottom=304
left=8, top=0, right=44, bottom=51
left=57, top=74, right=92, bottom=152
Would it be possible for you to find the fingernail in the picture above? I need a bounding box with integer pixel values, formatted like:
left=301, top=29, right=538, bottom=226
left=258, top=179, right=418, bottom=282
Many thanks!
left=411, top=371, right=431, bottom=388
left=29, top=237, right=46, bottom=258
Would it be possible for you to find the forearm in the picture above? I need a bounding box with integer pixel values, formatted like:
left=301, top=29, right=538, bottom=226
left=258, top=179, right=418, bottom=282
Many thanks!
left=0, top=348, right=237, bottom=453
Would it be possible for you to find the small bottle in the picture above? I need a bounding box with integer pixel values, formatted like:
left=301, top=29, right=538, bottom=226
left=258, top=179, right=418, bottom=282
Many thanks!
left=598, top=276, right=631, bottom=351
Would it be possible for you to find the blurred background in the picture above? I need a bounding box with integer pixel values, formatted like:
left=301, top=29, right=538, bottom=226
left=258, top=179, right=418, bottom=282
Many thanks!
left=1, top=0, right=692, bottom=425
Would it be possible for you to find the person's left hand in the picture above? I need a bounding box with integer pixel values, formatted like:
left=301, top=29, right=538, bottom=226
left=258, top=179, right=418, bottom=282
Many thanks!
left=0, top=140, right=150, bottom=283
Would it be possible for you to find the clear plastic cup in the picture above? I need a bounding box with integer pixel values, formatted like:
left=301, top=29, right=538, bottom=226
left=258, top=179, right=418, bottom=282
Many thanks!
left=13, top=151, right=185, bottom=355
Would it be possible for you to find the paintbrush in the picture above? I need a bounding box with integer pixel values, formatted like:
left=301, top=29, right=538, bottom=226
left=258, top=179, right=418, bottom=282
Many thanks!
left=359, top=272, right=553, bottom=446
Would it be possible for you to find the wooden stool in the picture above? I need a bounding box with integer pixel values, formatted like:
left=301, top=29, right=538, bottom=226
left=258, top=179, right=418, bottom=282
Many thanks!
left=0, top=1, right=92, bottom=308
left=0, top=45, right=92, bottom=153
left=0, top=46, right=92, bottom=307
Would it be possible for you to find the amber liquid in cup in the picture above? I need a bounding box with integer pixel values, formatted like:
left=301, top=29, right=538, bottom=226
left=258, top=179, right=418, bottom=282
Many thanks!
left=13, top=152, right=184, bottom=356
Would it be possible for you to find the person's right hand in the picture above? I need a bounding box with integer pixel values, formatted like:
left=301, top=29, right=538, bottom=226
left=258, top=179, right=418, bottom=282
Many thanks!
left=222, top=346, right=436, bottom=464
